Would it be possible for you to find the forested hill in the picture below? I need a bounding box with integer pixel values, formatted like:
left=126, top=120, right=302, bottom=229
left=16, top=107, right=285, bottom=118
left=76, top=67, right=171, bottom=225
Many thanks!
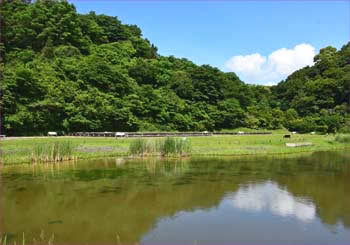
left=272, top=44, right=350, bottom=133
left=1, top=0, right=350, bottom=136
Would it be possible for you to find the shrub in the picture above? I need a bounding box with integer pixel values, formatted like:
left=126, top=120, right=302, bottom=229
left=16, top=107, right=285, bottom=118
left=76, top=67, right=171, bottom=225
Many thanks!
left=335, top=135, right=350, bottom=144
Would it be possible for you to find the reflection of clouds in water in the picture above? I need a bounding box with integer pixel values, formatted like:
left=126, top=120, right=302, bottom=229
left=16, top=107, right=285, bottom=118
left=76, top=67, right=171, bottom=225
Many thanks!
left=229, top=182, right=315, bottom=222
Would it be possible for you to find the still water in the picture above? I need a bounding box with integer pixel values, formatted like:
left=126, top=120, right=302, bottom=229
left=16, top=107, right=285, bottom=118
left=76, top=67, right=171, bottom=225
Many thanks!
left=1, top=151, right=350, bottom=244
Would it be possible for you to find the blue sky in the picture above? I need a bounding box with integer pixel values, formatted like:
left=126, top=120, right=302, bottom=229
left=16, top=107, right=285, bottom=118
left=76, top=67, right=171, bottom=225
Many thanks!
left=70, top=0, right=349, bottom=85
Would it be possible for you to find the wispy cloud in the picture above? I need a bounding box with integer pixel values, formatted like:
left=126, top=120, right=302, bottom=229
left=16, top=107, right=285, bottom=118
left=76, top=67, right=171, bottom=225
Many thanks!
left=225, top=43, right=316, bottom=85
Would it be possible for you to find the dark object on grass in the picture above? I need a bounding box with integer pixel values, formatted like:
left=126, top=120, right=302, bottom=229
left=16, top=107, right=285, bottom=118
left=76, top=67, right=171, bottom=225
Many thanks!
left=48, top=220, right=63, bottom=224
left=283, top=135, right=291, bottom=139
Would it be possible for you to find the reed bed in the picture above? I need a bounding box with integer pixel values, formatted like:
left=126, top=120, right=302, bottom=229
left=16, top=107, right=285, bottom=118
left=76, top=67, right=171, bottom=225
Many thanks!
left=128, top=138, right=154, bottom=156
left=31, top=140, right=77, bottom=163
left=157, top=137, right=191, bottom=156
left=129, top=137, right=191, bottom=157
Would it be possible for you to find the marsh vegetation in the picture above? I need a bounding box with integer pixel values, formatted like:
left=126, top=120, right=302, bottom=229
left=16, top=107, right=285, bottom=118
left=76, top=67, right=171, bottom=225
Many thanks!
left=1, top=133, right=350, bottom=165
left=129, top=137, right=191, bottom=157
left=31, top=140, right=76, bottom=163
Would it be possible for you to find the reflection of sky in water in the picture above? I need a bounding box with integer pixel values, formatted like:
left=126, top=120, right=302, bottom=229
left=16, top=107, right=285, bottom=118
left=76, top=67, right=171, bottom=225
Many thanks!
left=229, top=181, right=316, bottom=222
left=141, top=179, right=350, bottom=244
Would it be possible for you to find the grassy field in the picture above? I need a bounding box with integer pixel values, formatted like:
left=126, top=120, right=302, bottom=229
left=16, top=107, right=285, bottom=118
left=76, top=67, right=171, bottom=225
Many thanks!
left=1, top=132, right=350, bottom=165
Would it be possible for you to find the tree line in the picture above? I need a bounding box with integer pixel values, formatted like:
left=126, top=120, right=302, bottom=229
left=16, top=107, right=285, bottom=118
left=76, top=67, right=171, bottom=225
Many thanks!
left=1, top=0, right=350, bottom=136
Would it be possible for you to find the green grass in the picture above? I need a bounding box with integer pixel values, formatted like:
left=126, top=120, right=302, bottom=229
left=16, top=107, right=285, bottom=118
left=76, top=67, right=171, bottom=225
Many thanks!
left=1, top=137, right=130, bottom=165
left=1, top=132, right=349, bottom=165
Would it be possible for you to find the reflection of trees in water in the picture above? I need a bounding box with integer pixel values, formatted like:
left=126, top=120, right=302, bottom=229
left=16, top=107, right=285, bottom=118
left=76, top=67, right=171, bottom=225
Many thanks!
left=2, top=151, right=350, bottom=243
left=188, top=152, right=350, bottom=229
left=278, top=174, right=350, bottom=227
left=205, top=152, right=350, bottom=229
left=3, top=169, right=238, bottom=243
left=276, top=151, right=350, bottom=228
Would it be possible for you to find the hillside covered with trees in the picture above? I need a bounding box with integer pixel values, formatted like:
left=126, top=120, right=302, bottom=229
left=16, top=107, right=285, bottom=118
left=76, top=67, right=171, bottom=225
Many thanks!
left=1, top=0, right=350, bottom=136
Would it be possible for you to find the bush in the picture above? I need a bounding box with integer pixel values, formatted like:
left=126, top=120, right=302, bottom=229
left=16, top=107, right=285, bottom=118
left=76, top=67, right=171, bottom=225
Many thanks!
left=335, top=135, right=350, bottom=143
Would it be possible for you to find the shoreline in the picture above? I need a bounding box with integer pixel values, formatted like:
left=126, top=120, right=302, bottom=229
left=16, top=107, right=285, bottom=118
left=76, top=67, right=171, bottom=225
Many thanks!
left=1, top=134, right=350, bottom=165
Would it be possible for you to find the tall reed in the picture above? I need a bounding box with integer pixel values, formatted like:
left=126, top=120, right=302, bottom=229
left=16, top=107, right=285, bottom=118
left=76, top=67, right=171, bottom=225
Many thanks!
left=31, top=140, right=76, bottom=163
left=129, top=138, right=154, bottom=156
left=129, top=137, right=191, bottom=157
left=158, top=137, right=191, bottom=156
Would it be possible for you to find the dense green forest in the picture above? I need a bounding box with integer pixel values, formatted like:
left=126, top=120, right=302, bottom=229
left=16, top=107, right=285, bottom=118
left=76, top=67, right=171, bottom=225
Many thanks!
left=1, top=0, right=350, bottom=136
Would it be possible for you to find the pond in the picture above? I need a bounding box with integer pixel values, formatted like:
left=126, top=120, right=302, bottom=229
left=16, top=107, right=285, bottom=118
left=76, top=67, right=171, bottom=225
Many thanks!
left=1, top=151, right=350, bottom=244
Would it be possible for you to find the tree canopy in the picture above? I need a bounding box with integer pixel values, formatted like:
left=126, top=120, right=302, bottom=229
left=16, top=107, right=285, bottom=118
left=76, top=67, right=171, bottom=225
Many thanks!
left=1, top=0, right=349, bottom=135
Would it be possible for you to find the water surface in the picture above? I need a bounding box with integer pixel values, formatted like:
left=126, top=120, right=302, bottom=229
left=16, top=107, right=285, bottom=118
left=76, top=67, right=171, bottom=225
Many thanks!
left=1, top=151, right=350, bottom=244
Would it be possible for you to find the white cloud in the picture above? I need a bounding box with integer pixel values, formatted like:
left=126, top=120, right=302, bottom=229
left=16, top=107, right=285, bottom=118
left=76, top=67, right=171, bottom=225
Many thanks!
left=225, top=44, right=316, bottom=85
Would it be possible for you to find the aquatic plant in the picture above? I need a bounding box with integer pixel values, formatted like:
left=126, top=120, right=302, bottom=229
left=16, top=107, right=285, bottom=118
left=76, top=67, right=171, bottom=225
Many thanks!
left=129, top=138, right=154, bottom=156
left=158, top=137, right=191, bottom=156
left=31, top=140, right=76, bottom=163
left=129, top=137, right=191, bottom=157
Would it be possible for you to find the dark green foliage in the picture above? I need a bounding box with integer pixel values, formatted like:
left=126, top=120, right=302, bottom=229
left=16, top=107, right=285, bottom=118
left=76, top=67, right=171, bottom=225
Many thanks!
left=2, top=0, right=349, bottom=136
